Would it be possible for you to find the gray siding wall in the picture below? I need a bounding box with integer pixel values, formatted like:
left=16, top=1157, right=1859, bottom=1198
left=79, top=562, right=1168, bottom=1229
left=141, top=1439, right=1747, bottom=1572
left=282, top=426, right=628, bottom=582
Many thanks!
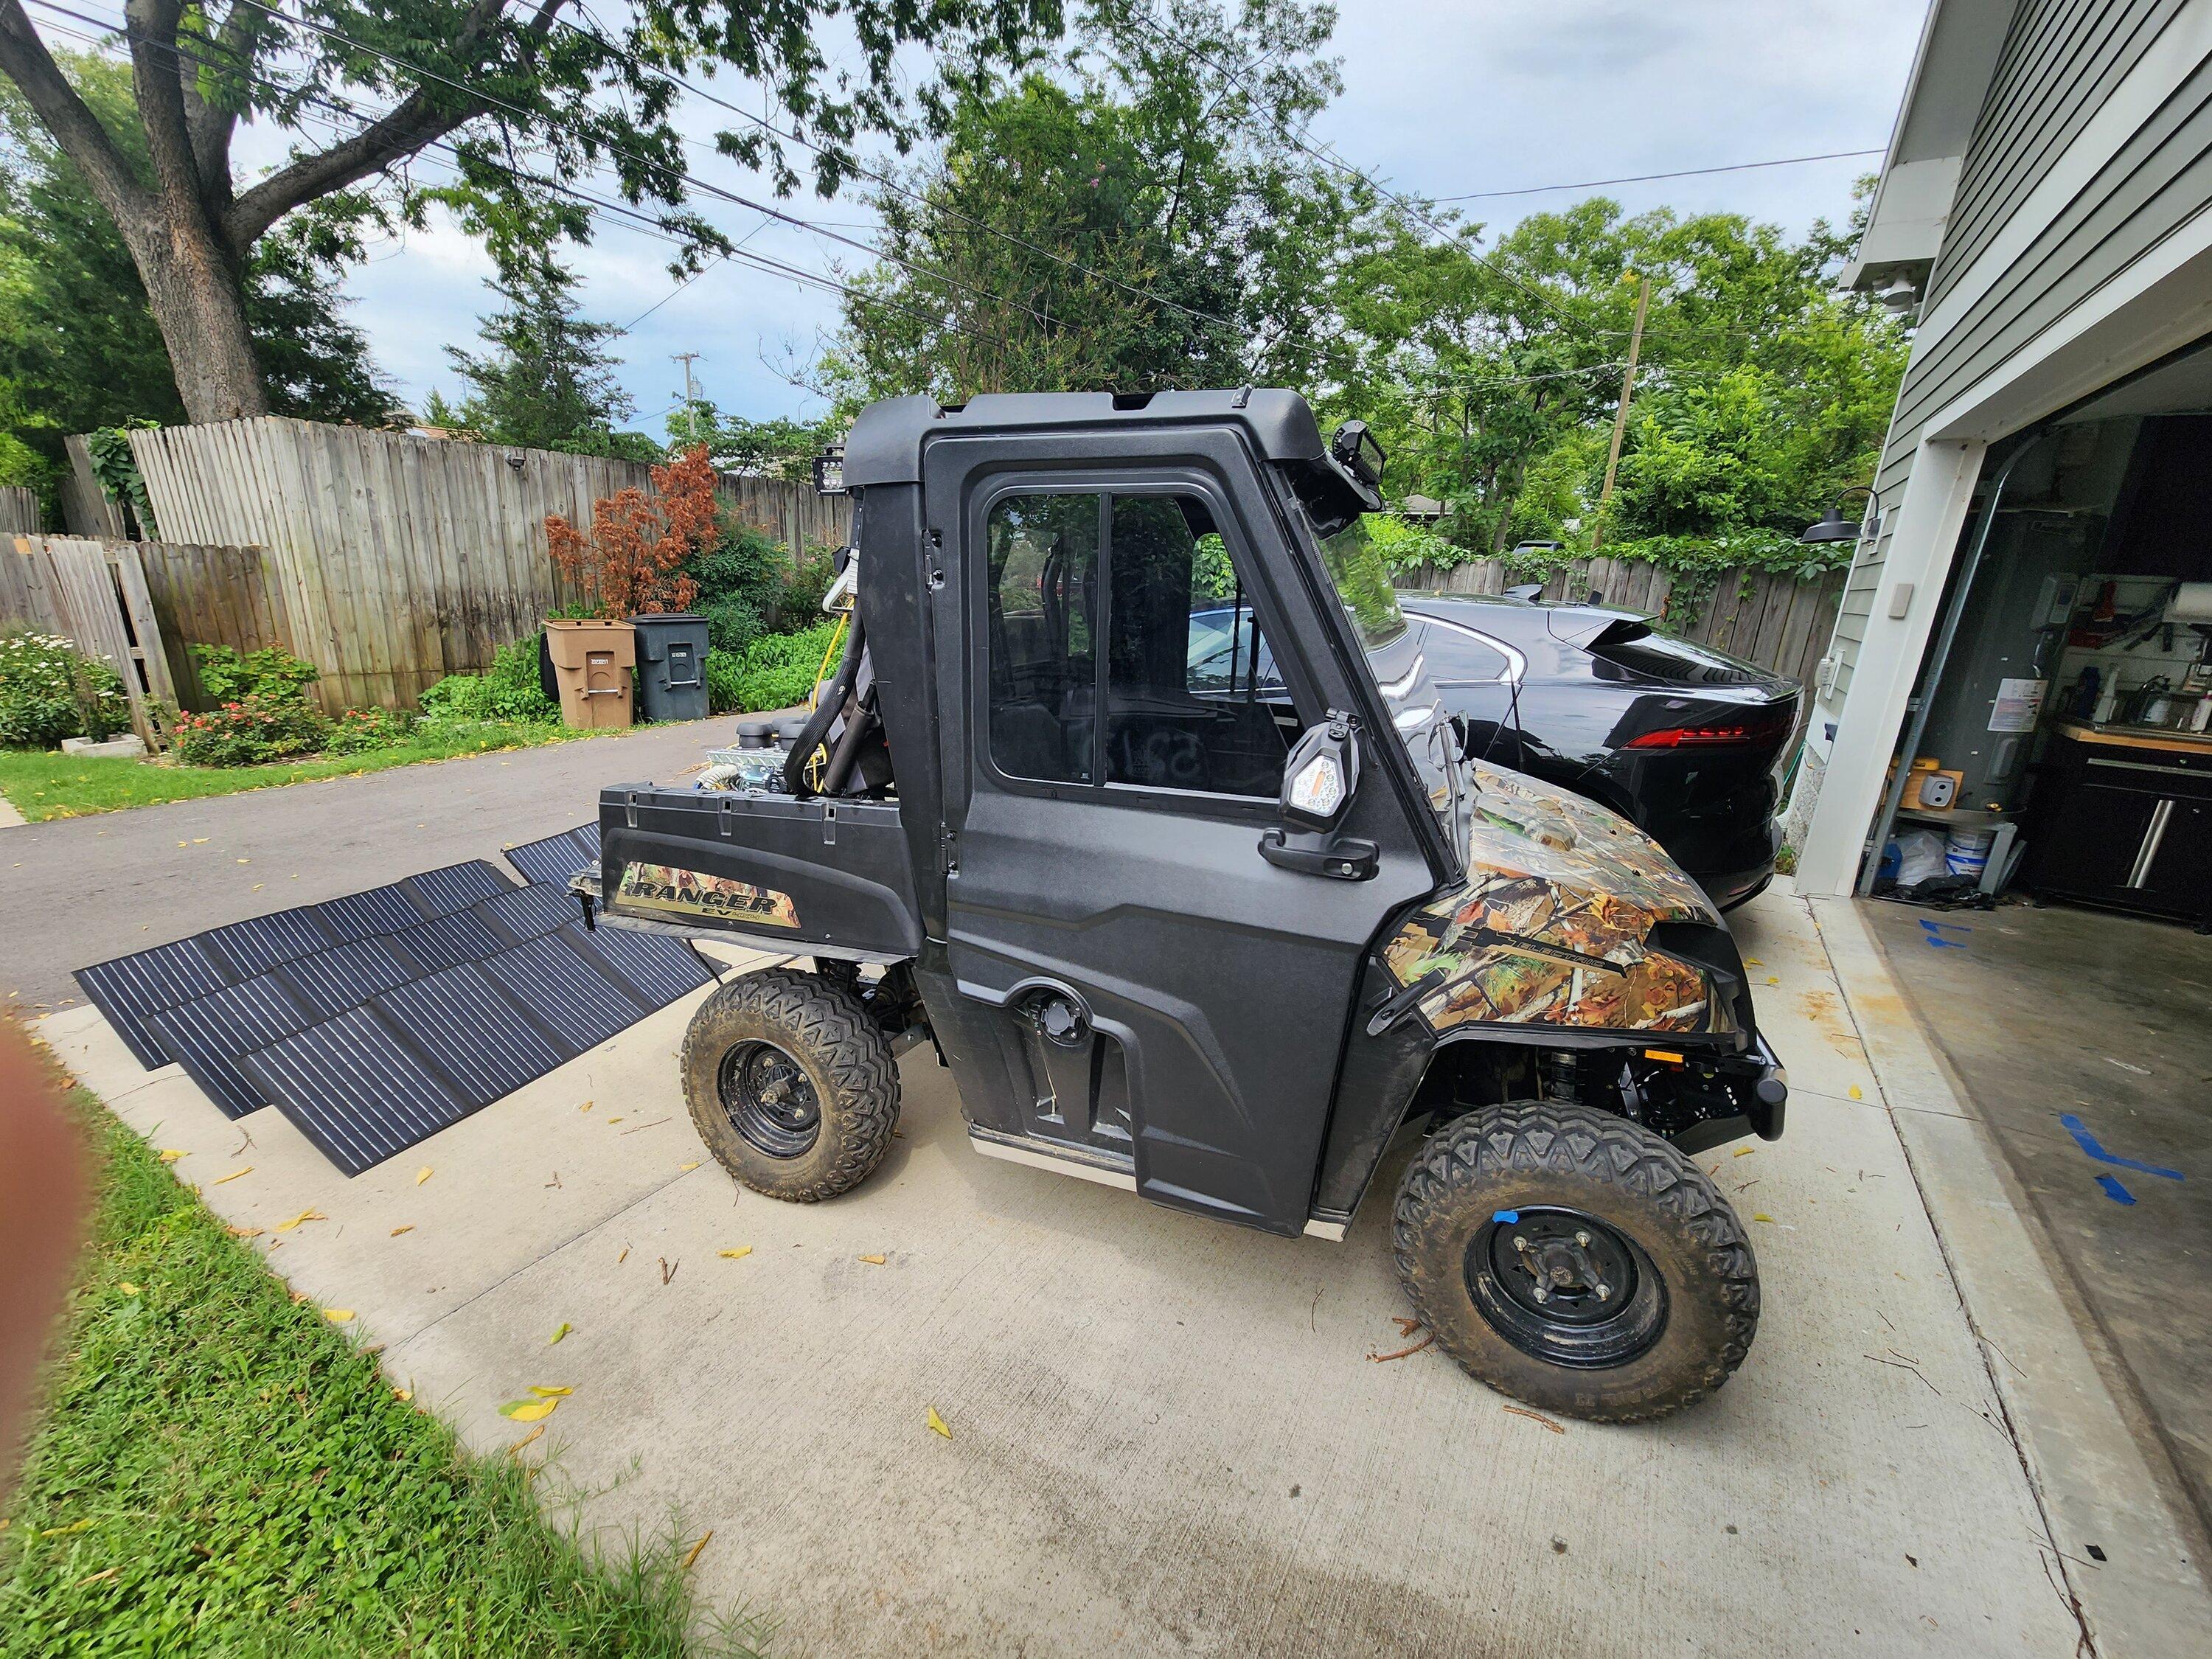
left=1831, top=0, right=2211, bottom=698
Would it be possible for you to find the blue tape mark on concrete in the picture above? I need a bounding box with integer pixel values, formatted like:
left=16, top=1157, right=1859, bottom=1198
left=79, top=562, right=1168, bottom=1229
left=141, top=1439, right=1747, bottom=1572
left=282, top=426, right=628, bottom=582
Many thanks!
left=2096, top=1174, right=2136, bottom=1206
left=1919, top=918, right=1973, bottom=933
left=1924, top=936, right=1969, bottom=948
left=1492, top=1210, right=1520, bottom=1224
left=2060, top=1113, right=2184, bottom=1181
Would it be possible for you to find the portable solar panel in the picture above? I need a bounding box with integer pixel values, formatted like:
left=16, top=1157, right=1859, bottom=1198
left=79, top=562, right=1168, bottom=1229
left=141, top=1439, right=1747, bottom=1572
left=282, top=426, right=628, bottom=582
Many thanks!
left=473, top=881, right=579, bottom=945
left=74, top=937, right=233, bottom=1068
left=573, top=921, right=714, bottom=1006
left=385, top=909, right=504, bottom=972
left=479, top=933, right=647, bottom=1057
left=203, top=905, right=341, bottom=978
left=242, top=1008, right=472, bottom=1176
left=145, top=973, right=316, bottom=1119
left=501, top=824, right=599, bottom=886
left=376, top=961, right=568, bottom=1108
left=400, top=860, right=517, bottom=917
left=281, top=935, right=422, bottom=1019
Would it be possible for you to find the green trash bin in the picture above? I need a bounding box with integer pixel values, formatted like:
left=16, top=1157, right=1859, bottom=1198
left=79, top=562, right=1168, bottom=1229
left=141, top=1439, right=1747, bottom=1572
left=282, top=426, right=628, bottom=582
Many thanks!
left=629, top=612, right=711, bottom=723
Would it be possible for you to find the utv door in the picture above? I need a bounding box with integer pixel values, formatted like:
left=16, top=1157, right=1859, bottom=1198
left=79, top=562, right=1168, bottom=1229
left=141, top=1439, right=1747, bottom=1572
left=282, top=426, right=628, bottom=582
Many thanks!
left=922, top=432, right=1433, bottom=1235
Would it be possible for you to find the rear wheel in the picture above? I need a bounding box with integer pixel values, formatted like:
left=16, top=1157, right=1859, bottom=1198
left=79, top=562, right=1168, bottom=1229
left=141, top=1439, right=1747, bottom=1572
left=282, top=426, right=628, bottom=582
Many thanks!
left=1391, top=1100, right=1757, bottom=1423
left=681, top=967, right=899, bottom=1202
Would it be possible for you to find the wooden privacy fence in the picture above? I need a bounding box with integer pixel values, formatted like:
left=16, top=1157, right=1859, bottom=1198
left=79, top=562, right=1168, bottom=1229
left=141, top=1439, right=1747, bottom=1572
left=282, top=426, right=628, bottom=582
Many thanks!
left=1, top=535, right=177, bottom=746
left=1397, top=555, right=1847, bottom=697
left=0, top=487, right=40, bottom=535
left=113, top=418, right=853, bottom=712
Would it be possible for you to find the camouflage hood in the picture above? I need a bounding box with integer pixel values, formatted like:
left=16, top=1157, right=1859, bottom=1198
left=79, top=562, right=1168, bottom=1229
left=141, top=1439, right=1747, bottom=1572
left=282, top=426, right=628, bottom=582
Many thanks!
left=1380, top=764, right=1734, bottom=1037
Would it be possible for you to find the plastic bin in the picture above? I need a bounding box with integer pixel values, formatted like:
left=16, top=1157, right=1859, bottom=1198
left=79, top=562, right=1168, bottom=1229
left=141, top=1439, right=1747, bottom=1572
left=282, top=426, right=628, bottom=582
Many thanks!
left=543, top=618, right=636, bottom=729
left=629, top=612, right=710, bottom=723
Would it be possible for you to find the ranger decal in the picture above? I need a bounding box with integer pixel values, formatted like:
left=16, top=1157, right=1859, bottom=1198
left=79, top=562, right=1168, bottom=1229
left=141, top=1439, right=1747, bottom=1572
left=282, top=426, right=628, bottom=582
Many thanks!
left=616, top=862, right=800, bottom=929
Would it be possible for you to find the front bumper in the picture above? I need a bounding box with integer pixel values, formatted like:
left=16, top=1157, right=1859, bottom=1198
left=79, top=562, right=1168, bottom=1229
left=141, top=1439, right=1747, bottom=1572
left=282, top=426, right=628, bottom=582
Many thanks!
left=1669, top=1029, right=1788, bottom=1155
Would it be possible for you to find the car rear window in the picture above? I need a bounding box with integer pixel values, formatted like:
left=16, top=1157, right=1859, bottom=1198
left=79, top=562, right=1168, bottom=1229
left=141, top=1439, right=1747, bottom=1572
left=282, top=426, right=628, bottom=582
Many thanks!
left=1582, top=620, right=1773, bottom=686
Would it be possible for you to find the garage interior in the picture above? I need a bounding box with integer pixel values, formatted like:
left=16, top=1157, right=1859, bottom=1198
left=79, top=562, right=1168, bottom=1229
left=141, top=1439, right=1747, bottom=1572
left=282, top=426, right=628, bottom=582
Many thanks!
left=1858, top=342, right=2212, bottom=1539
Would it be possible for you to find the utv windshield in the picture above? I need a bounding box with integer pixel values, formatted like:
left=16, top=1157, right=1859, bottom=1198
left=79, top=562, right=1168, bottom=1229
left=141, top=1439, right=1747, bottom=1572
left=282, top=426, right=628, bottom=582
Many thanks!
left=1315, top=517, right=1408, bottom=650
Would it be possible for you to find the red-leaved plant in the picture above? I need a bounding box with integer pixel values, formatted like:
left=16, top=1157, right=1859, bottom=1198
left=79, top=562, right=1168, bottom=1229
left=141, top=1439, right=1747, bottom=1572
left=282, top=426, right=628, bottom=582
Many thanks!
left=544, top=444, right=714, bottom=617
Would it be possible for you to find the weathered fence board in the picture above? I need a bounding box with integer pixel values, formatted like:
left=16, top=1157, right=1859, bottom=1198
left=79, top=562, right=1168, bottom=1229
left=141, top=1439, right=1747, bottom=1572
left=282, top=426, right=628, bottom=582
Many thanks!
left=0, top=486, right=40, bottom=535
left=1398, top=557, right=1846, bottom=702
left=119, top=418, right=853, bottom=712
left=2, top=536, right=173, bottom=745
left=58, top=436, right=133, bottom=538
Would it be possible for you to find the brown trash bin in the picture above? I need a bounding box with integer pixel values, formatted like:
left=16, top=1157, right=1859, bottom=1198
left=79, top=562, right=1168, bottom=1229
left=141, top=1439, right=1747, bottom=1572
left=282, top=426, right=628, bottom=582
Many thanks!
left=543, top=618, right=636, bottom=728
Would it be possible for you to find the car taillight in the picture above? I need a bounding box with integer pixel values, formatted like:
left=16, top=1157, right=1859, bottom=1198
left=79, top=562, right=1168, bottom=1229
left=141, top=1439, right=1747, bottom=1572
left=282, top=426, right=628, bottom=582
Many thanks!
left=1623, top=714, right=1787, bottom=749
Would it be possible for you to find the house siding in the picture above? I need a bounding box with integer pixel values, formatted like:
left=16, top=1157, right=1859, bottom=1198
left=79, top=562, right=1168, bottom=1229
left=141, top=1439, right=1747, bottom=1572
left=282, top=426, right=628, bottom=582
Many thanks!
left=1829, top=0, right=2211, bottom=700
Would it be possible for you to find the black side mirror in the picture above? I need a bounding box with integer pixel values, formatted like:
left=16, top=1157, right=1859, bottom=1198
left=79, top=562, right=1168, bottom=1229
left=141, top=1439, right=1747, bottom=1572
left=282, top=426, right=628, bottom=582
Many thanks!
left=1281, top=710, right=1360, bottom=832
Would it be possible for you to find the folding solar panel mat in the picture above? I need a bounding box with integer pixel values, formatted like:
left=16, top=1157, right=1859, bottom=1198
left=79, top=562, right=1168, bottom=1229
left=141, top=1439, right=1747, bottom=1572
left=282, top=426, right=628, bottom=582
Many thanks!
left=316, top=882, right=429, bottom=943
left=401, top=859, right=518, bottom=917
left=502, top=824, right=600, bottom=886
left=473, top=881, right=579, bottom=945
left=385, top=908, right=506, bottom=972
left=375, top=962, right=568, bottom=1108
left=479, top=931, right=651, bottom=1057
left=145, top=973, right=316, bottom=1119
left=573, top=921, right=715, bottom=1005
left=203, top=906, right=341, bottom=978
left=243, top=1008, right=473, bottom=1177
left=282, top=936, right=423, bottom=1020
left=74, top=937, right=234, bottom=1068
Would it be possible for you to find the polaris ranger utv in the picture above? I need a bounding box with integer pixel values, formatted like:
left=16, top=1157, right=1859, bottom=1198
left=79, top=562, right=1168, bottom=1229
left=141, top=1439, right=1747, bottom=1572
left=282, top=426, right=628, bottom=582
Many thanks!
left=578, top=390, right=1787, bottom=1423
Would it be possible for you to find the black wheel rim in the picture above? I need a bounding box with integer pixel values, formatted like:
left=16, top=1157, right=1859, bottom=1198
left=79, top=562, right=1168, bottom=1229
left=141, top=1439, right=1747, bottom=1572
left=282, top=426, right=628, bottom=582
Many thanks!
left=1464, top=1206, right=1668, bottom=1369
left=717, top=1040, right=821, bottom=1159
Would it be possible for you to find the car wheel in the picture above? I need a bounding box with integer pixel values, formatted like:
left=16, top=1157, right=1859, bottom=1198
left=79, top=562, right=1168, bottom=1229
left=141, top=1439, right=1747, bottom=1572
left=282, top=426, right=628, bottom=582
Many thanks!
left=681, top=967, right=899, bottom=1202
left=1391, top=1099, right=1758, bottom=1423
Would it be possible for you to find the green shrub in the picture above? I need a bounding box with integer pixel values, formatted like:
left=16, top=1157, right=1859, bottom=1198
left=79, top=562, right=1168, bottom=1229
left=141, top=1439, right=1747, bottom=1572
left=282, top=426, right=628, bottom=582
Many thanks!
left=700, top=592, right=767, bottom=656
left=189, top=643, right=319, bottom=705
left=324, top=706, right=415, bottom=754
left=170, top=694, right=328, bottom=766
left=417, top=634, right=559, bottom=726
left=686, top=514, right=837, bottom=650
left=705, top=619, right=845, bottom=714
left=1363, top=513, right=1467, bottom=577
left=0, top=630, right=130, bottom=748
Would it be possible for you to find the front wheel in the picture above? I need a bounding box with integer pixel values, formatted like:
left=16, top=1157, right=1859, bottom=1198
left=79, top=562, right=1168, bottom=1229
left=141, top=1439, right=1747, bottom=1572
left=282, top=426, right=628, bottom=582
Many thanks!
left=1391, top=1100, right=1758, bottom=1423
left=681, top=967, right=900, bottom=1202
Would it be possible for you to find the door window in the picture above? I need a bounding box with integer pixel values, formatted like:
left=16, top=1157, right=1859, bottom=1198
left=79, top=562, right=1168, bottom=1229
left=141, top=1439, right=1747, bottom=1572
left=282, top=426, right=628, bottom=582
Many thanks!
left=983, top=489, right=1290, bottom=799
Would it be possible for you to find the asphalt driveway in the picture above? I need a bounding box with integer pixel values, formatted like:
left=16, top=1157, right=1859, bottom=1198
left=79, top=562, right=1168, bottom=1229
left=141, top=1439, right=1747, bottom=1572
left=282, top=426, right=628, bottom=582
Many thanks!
left=0, top=717, right=731, bottom=1012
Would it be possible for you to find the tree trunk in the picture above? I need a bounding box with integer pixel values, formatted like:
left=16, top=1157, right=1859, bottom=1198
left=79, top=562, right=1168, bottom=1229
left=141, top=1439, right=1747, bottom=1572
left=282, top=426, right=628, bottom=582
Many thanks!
left=128, top=208, right=268, bottom=423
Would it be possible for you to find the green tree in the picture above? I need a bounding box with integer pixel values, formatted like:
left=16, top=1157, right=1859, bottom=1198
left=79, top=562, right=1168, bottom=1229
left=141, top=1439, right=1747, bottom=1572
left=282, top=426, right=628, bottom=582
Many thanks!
left=826, top=0, right=1368, bottom=403
left=669, top=400, right=838, bottom=479
left=0, top=49, right=394, bottom=494
left=0, top=0, right=1060, bottom=423
left=430, top=255, right=653, bottom=457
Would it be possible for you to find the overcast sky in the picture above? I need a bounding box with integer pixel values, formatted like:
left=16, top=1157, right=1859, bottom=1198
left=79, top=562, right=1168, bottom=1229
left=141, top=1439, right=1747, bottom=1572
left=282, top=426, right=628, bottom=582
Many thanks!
left=251, top=0, right=1935, bottom=431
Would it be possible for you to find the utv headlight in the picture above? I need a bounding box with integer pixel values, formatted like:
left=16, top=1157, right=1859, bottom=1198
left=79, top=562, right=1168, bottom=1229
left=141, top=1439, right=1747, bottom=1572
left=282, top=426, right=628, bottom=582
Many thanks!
left=1288, top=752, right=1346, bottom=820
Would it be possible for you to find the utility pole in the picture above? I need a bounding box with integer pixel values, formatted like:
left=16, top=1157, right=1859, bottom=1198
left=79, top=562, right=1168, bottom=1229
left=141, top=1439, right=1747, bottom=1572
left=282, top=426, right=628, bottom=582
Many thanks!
left=1590, top=274, right=1651, bottom=552
left=672, top=352, right=703, bottom=439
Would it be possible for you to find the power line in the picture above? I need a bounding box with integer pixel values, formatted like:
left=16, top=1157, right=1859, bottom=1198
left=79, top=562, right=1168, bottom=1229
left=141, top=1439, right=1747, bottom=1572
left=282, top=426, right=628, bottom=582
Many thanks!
left=1430, top=148, right=1885, bottom=203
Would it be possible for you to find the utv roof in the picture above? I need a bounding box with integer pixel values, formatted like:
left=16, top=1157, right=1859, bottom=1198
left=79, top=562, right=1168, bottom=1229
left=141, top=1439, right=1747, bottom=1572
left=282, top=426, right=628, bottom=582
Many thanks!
left=842, top=389, right=1335, bottom=487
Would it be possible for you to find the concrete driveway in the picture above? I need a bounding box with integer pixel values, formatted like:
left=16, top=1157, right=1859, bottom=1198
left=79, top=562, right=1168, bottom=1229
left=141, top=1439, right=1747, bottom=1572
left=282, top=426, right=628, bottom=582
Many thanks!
left=37, top=883, right=2157, bottom=1657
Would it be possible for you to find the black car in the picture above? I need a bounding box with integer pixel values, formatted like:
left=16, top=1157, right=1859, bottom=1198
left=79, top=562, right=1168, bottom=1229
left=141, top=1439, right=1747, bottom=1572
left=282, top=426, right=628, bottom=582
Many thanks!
left=1397, top=592, right=1800, bottom=909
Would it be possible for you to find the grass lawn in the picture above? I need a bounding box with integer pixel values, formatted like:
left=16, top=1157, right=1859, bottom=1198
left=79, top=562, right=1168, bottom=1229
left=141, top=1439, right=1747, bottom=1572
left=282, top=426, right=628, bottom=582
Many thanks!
left=0, top=723, right=599, bottom=823
left=0, top=1085, right=764, bottom=1656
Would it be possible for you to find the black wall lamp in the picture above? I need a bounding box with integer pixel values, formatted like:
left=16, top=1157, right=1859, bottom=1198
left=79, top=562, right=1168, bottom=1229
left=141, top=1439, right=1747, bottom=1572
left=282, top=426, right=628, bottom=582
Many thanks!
left=1801, top=484, right=1881, bottom=546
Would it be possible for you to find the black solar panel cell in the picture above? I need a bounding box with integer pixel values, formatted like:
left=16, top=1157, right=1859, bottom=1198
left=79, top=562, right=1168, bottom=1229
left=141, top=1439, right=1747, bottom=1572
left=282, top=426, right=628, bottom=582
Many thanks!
left=314, top=883, right=426, bottom=942
left=473, top=882, right=578, bottom=945
left=146, top=974, right=315, bottom=1118
left=204, top=907, right=340, bottom=977
left=377, top=961, right=567, bottom=1107
left=386, top=910, right=504, bottom=972
left=74, top=938, right=233, bottom=1068
left=501, top=824, right=598, bottom=885
left=243, top=1008, right=470, bottom=1176
left=479, top=934, right=645, bottom=1054
left=282, top=936, right=420, bottom=1018
left=572, top=922, right=713, bottom=1006
left=401, top=860, right=516, bottom=917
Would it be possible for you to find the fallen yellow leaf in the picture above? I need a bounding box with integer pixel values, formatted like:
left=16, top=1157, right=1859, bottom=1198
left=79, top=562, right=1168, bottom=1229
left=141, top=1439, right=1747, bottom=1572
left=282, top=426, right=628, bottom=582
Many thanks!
left=158, top=1150, right=187, bottom=1164
left=192, top=838, right=207, bottom=844
left=212, top=1166, right=253, bottom=1184
left=1732, top=1147, right=1756, bottom=1158
left=117, top=1281, right=140, bottom=1295
left=682, top=1531, right=713, bottom=1570
left=1764, top=976, right=1780, bottom=986
left=858, top=1253, right=887, bottom=1265
left=925, top=1405, right=951, bottom=1440
left=236, top=858, right=249, bottom=865
left=528, top=1384, right=572, bottom=1398
left=389, top=1225, right=414, bottom=1237
left=1848, top=1085, right=1863, bottom=1100
left=498, top=1397, right=560, bottom=1422
left=394, top=1386, right=413, bottom=1402
left=717, top=1246, right=753, bottom=1260
left=323, top=1308, right=355, bottom=1324
left=1745, top=957, right=1763, bottom=966
left=414, top=1166, right=434, bottom=1186
left=579, top=1100, right=593, bottom=1112
left=549, top=1322, right=572, bottom=1345
left=225, top=1224, right=264, bottom=1239
left=507, top=1425, right=545, bottom=1456
left=679, top=1161, right=701, bottom=1172
left=276, top=1208, right=326, bottom=1232
left=605, top=1116, right=624, bottom=1124
left=1753, top=1213, right=1776, bottom=1224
